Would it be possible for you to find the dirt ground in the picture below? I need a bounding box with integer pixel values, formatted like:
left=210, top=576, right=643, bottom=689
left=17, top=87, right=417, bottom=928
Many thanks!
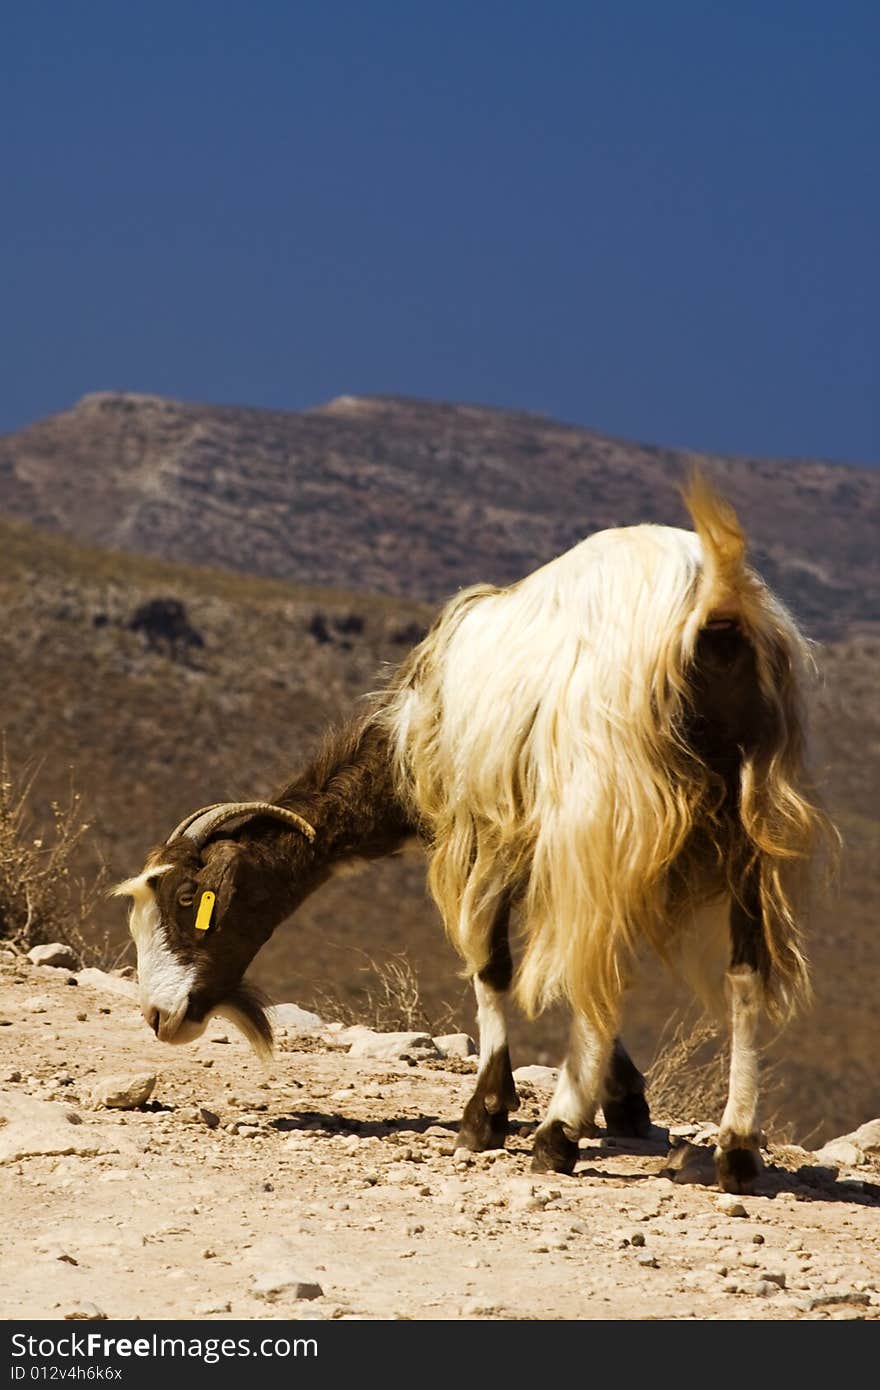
left=2, top=949, right=879, bottom=1322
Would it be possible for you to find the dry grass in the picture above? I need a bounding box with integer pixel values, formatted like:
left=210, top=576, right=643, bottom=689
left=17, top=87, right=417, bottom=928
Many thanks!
left=314, top=946, right=458, bottom=1037
left=646, top=1009, right=794, bottom=1141
left=0, top=741, right=122, bottom=969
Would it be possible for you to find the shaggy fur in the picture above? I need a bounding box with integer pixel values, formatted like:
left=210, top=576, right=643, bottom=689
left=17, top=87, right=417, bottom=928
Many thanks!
left=379, top=476, right=833, bottom=1039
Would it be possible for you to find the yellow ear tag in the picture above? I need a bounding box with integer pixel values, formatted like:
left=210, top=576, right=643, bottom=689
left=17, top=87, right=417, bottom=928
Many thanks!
left=194, top=890, right=215, bottom=933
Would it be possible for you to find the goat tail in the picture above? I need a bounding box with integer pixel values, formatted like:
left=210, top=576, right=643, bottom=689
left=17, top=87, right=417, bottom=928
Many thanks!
left=680, top=471, right=837, bottom=1023
left=681, top=468, right=759, bottom=627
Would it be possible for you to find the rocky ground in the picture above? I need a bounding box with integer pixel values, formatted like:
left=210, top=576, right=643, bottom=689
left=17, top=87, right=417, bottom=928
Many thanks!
left=2, top=947, right=879, bottom=1322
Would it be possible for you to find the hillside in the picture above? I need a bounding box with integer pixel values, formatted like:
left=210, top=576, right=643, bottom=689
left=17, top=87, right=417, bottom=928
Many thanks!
left=0, top=515, right=876, bottom=1145
left=1, top=392, right=877, bottom=637
left=2, top=951, right=879, bottom=1322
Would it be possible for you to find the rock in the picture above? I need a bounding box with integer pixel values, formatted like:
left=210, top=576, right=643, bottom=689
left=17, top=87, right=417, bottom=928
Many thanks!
left=0, top=1090, right=127, bottom=1162
left=252, top=1270, right=324, bottom=1303
left=88, top=1073, right=156, bottom=1110
left=509, top=1180, right=550, bottom=1212
left=658, top=1142, right=717, bottom=1186
left=637, top=1254, right=659, bottom=1269
left=512, top=1065, right=559, bottom=1087
left=761, top=1271, right=787, bottom=1289
left=814, top=1139, right=865, bottom=1168
left=198, top=1107, right=220, bottom=1130
left=718, top=1196, right=748, bottom=1217
left=270, top=1002, right=324, bottom=1035
left=43, top=1248, right=78, bottom=1266
left=809, top=1291, right=870, bottom=1310
left=27, top=943, right=79, bottom=970
left=64, top=1303, right=108, bottom=1321
left=848, top=1119, right=880, bottom=1155
left=345, top=1028, right=439, bottom=1061
left=76, top=968, right=137, bottom=999
left=691, top=1124, right=721, bottom=1146
left=748, top=1280, right=775, bottom=1298
left=630, top=1232, right=646, bottom=1247
left=21, top=994, right=53, bottom=1014
left=432, top=1032, right=477, bottom=1059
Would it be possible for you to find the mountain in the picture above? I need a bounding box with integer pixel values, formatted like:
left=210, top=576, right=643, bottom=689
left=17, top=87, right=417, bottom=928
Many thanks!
left=1, top=391, right=877, bottom=637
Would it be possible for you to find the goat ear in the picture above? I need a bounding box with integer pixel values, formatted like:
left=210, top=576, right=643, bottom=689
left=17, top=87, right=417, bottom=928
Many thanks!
left=200, top=840, right=245, bottom=924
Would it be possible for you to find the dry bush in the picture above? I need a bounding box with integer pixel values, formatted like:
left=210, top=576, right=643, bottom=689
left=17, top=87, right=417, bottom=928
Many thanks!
left=646, top=1013, right=729, bottom=1125
left=314, top=946, right=457, bottom=1036
left=0, top=741, right=123, bottom=969
left=646, top=1008, right=794, bottom=1141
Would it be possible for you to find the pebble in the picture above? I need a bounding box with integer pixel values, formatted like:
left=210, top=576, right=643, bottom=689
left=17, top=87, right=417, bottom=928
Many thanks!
left=808, top=1291, right=870, bottom=1310
left=75, top=968, right=136, bottom=999
left=270, top=1002, right=324, bottom=1034
left=848, top=1119, right=880, bottom=1156
left=252, top=1272, right=324, bottom=1303
left=512, top=1065, right=558, bottom=1087
left=814, top=1139, right=865, bottom=1168
left=44, top=1248, right=78, bottom=1266
left=718, top=1196, right=747, bottom=1217
left=198, top=1107, right=220, bottom=1130
left=63, top=1303, right=108, bottom=1321
left=21, top=995, right=53, bottom=1015
left=344, top=1028, right=439, bottom=1062
left=28, top=943, right=79, bottom=970
left=88, top=1073, right=156, bottom=1110
left=659, top=1141, right=717, bottom=1186
left=432, top=1033, right=477, bottom=1059
left=630, top=1232, right=646, bottom=1247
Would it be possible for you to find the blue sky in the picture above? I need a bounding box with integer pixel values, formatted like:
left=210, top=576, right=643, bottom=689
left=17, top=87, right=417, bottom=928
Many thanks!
left=2, top=2, right=877, bottom=460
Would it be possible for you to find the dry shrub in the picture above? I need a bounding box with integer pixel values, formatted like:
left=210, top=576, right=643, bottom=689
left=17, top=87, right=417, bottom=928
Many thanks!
left=314, top=946, right=457, bottom=1036
left=0, top=741, right=124, bottom=969
left=646, top=1008, right=794, bottom=1141
left=646, top=1012, right=729, bottom=1125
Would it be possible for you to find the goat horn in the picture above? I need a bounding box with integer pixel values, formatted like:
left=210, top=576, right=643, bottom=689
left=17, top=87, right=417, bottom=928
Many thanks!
left=167, top=802, right=316, bottom=847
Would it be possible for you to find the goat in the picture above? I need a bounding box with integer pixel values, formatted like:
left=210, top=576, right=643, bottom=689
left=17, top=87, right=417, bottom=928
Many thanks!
left=116, top=475, right=832, bottom=1191
left=115, top=717, right=651, bottom=1140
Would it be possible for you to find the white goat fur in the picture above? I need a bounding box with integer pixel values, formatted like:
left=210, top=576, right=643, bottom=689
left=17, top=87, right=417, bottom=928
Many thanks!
left=381, top=478, right=827, bottom=1038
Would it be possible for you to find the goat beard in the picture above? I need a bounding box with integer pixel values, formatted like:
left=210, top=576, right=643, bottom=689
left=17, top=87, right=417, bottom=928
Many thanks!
left=215, top=981, right=275, bottom=1060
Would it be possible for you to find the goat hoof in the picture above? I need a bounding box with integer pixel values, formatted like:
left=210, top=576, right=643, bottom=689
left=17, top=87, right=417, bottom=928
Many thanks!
left=456, top=1097, right=509, bottom=1152
left=715, top=1145, right=762, bottom=1194
left=532, top=1120, right=579, bottom=1175
left=603, top=1090, right=652, bottom=1139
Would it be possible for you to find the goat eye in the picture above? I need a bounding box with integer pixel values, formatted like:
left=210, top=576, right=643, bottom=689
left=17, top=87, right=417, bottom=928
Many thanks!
left=177, top=890, right=195, bottom=908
